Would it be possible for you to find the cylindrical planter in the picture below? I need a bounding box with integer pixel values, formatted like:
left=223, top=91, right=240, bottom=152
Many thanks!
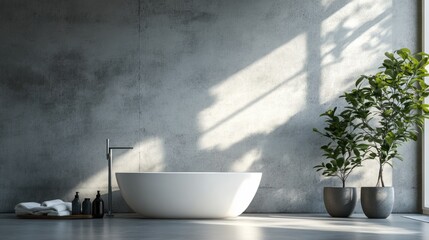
left=361, top=187, right=394, bottom=219
left=323, top=187, right=357, bottom=217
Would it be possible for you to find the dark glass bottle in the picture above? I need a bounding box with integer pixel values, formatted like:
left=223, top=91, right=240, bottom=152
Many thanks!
left=92, top=190, right=104, bottom=218
left=82, top=198, right=91, bottom=215
left=72, top=192, right=81, bottom=215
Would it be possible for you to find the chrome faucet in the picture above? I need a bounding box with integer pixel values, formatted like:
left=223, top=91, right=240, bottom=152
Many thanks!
left=106, top=138, right=133, bottom=217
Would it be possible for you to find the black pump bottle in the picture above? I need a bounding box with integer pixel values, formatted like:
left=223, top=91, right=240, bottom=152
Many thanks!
left=72, top=192, right=81, bottom=215
left=92, top=190, right=105, bottom=218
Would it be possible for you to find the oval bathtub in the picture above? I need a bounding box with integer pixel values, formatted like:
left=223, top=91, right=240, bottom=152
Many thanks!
left=116, top=172, right=262, bottom=219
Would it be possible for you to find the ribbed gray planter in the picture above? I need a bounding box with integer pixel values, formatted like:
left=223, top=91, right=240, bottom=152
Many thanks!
left=361, top=187, right=394, bottom=219
left=323, top=187, right=357, bottom=217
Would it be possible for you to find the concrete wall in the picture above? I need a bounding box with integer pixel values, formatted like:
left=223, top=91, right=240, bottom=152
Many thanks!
left=0, top=0, right=421, bottom=213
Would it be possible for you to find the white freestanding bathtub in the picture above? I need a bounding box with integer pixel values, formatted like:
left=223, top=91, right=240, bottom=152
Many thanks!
left=116, top=172, right=262, bottom=219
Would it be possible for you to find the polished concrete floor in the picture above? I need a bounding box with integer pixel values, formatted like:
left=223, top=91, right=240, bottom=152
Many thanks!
left=0, top=213, right=428, bottom=240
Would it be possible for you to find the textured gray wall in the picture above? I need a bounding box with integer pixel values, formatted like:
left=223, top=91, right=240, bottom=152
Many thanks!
left=0, top=0, right=421, bottom=213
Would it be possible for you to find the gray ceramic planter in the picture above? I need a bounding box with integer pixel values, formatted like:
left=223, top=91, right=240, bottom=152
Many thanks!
left=361, top=187, right=394, bottom=219
left=323, top=187, right=357, bottom=217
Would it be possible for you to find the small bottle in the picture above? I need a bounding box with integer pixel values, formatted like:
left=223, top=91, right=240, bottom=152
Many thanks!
left=72, top=192, right=81, bottom=215
left=92, top=190, right=105, bottom=218
left=82, top=198, right=91, bottom=215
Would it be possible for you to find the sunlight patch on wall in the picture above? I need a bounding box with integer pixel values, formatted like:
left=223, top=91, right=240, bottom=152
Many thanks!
left=65, top=146, right=139, bottom=198
left=352, top=160, right=392, bottom=187
left=230, top=148, right=261, bottom=172
left=198, top=34, right=307, bottom=150
left=319, top=0, right=392, bottom=105
left=139, top=137, right=165, bottom=172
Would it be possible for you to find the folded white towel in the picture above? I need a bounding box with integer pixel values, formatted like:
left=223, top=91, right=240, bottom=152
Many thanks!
left=15, top=200, right=73, bottom=216
left=15, top=202, right=41, bottom=210
left=14, top=202, right=42, bottom=215
left=47, top=210, right=71, bottom=216
left=41, top=199, right=72, bottom=211
left=42, top=199, right=64, bottom=208
left=15, top=205, right=53, bottom=215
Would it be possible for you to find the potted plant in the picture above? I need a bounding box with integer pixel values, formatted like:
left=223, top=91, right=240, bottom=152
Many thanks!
left=342, top=48, right=429, bottom=218
left=314, top=107, right=366, bottom=217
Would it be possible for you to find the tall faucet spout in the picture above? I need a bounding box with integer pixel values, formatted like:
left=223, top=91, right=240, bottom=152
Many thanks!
left=105, top=138, right=133, bottom=217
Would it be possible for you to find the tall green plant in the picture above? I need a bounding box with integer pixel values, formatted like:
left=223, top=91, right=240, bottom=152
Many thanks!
left=342, top=48, right=429, bottom=187
left=314, top=107, right=366, bottom=188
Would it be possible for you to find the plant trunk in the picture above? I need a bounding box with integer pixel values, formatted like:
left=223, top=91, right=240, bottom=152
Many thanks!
left=342, top=180, right=345, bottom=188
left=376, top=165, right=385, bottom=187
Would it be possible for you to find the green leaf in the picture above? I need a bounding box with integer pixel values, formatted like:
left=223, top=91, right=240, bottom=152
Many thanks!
left=385, top=52, right=395, bottom=60
left=355, top=76, right=365, bottom=87
left=385, top=132, right=395, bottom=146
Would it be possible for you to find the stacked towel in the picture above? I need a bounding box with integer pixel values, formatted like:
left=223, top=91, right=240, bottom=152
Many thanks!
left=15, top=199, right=72, bottom=216
left=42, top=199, right=65, bottom=207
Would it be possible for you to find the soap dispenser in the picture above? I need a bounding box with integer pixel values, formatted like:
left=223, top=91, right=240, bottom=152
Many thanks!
left=92, top=190, right=105, bottom=218
left=72, top=192, right=81, bottom=215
